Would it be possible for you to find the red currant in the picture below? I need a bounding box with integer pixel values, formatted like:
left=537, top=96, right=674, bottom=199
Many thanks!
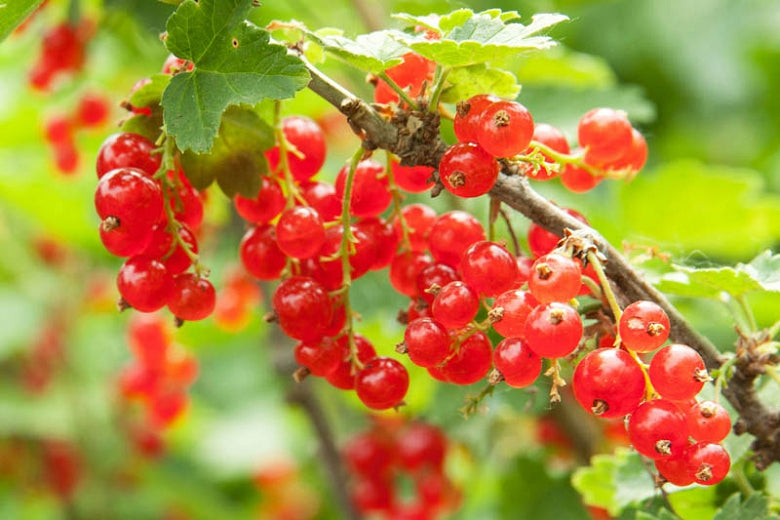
left=167, top=274, right=216, bottom=321
left=439, top=142, right=499, bottom=198
left=619, top=300, right=670, bottom=352
left=572, top=348, right=646, bottom=418
left=355, top=357, right=409, bottom=410
left=649, top=344, right=708, bottom=401
left=476, top=100, right=534, bottom=158
left=493, top=338, right=542, bottom=388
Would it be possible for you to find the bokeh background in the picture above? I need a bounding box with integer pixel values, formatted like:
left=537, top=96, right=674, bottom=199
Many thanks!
left=1, top=0, right=779, bottom=518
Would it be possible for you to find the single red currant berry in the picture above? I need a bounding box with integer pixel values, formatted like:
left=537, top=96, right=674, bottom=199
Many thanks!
left=572, top=348, right=646, bottom=418
left=343, top=431, right=393, bottom=476
left=513, top=256, right=534, bottom=288
left=439, top=332, right=492, bottom=385
left=649, top=344, right=709, bottom=401
left=439, top=142, right=499, bottom=198
left=294, top=337, right=342, bottom=377
left=99, top=219, right=154, bottom=257
left=619, top=300, right=670, bottom=352
left=239, top=225, right=286, bottom=280
left=605, top=128, right=648, bottom=172
left=493, top=338, right=542, bottom=388
left=527, top=208, right=588, bottom=258
left=394, top=203, right=437, bottom=252
left=628, top=399, right=690, bottom=459
left=389, top=251, right=434, bottom=297
left=428, top=210, right=486, bottom=268
left=655, top=455, right=695, bottom=486
left=685, top=400, right=731, bottom=443
left=524, top=302, right=583, bottom=358
left=335, top=159, right=392, bottom=218
left=403, top=318, right=451, bottom=368
left=415, top=263, right=459, bottom=305
left=275, top=206, right=326, bottom=259
left=44, top=114, right=72, bottom=144
left=454, top=94, right=501, bottom=143
left=96, top=133, right=160, bottom=179
left=476, top=100, right=534, bottom=158
left=233, top=176, right=285, bottom=224
left=95, top=167, right=164, bottom=235
left=355, top=217, right=399, bottom=271
left=374, top=52, right=435, bottom=105
left=683, top=442, right=730, bottom=485
left=560, top=164, right=602, bottom=193
left=355, top=357, right=409, bottom=410
left=460, top=241, right=517, bottom=297
left=396, top=422, right=447, bottom=472
left=325, top=334, right=376, bottom=390
left=578, top=107, right=633, bottom=166
left=167, top=274, right=216, bottom=322
left=522, top=123, right=569, bottom=180
left=117, top=256, right=174, bottom=313
left=431, top=281, right=479, bottom=330
left=272, top=276, right=332, bottom=342
left=75, top=92, right=110, bottom=128
left=142, top=223, right=198, bottom=275
left=300, top=180, right=341, bottom=222
left=491, top=289, right=538, bottom=338
left=265, top=116, right=326, bottom=181
left=391, top=160, right=435, bottom=193
left=166, top=170, right=204, bottom=230
left=147, top=390, right=188, bottom=428
left=528, top=253, right=582, bottom=304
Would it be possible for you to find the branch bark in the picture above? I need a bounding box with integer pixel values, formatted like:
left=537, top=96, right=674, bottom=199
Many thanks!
left=304, top=59, right=780, bottom=469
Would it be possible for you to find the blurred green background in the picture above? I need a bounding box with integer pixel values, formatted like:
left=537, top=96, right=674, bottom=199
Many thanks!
left=0, top=0, right=779, bottom=518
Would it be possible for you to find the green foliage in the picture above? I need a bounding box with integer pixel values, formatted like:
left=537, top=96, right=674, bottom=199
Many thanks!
left=713, top=493, right=778, bottom=520
left=0, top=0, right=44, bottom=42
left=303, top=28, right=408, bottom=73
left=571, top=448, right=657, bottom=516
left=440, top=64, right=521, bottom=102
left=161, top=0, right=309, bottom=152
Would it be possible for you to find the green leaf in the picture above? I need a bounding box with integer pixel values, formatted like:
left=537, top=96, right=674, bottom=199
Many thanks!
left=746, top=251, right=780, bottom=291
left=162, top=0, right=309, bottom=153
left=634, top=510, right=679, bottom=520
left=304, top=28, right=408, bottom=73
left=511, top=46, right=617, bottom=89
left=179, top=106, right=272, bottom=197
left=390, top=10, right=568, bottom=67
left=0, top=0, right=44, bottom=42
left=713, top=493, right=773, bottom=520
left=571, top=448, right=657, bottom=516
left=667, top=486, right=719, bottom=520
left=121, top=106, right=164, bottom=143
left=440, top=64, right=520, bottom=103
left=129, top=73, right=171, bottom=108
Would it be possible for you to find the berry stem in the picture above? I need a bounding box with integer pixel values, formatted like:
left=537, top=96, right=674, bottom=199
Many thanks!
left=460, top=382, right=495, bottom=418
left=273, top=101, right=304, bottom=208
left=737, top=294, right=759, bottom=333
left=384, top=151, right=413, bottom=251
left=377, top=71, right=420, bottom=110
left=427, top=65, right=450, bottom=114
left=544, top=359, right=567, bottom=403
left=498, top=207, right=521, bottom=257
left=488, top=197, right=501, bottom=243
left=586, top=250, right=623, bottom=327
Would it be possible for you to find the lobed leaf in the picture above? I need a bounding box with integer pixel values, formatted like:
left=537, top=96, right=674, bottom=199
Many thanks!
left=440, top=64, right=521, bottom=103
left=304, top=28, right=409, bottom=73
left=162, top=0, right=309, bottom=153
left=129, top=73, right=171, bottom=108
left=712, top=493, right=775, bottom=520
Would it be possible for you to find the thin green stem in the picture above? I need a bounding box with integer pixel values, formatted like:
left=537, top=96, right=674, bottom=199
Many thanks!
left=732, top=456, right=755, bottom=497
left=384, top=151, right=412, bottom=251
left=737, top=294, right=758, bottom=333
left=377, top=71, right=419, bottom=110
left=428, top=66, right=450, bottom=113
left=274, top=101, right=302, bottom=208
left=587, top=250, right=622, bottom=325
left=488, top=197, right=501, bottom=242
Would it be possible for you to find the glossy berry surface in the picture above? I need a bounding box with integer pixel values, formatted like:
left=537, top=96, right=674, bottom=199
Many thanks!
left=683, top=442, right=730, bottom=485
left=493, top=338, right=542, bottom=388
left=275, top=206, right=326, bottom=259
left=476, top=100, right=534, bottom=158
left=404, top=318, right=451, bottom=368
left=649, top=344, right=708, bottom=401
left=415, top=263, right=459, bottom=305
left=560, top=165, right=602, bottom=193
left=431, top=281, right=479, bottom=330
left=578, top=107, right=633, bottom=166
left=95, top=167, right=163, bottom=235
left=325, top=334, right=376, bottom=390
left=491, top=289, right=538, bottom=338
left=572, top=348, right=645, bottom=418
left=116, top=256, right=174, bottom=313
left=234, top=176, right=285, bottom=223
left=524, top=302, right=583, bottom=358
left=272, top=276, right=332, bottom=342
left=294, top=338, right=342, bottom=377
left=655, top=455, right=695, bottom=487
left=428, top=211, right=486, bottom=268
left=300, top=180, right=342, bottom=222
left=439, top=142, right=499, bottom=198
left=167, top=274, right=216, bottom=321
left=619, top=300, right=670, bottom=352
left=374, top=52, right=434, bottom=105
left=355, top=357, right=409, bottom=410
left=439, top=332, right=492, bottom=385
left=460, top=241, right=517, bottom=297
left=454, top=94, right=501, bottom=143
left=142, top=223, right=198, bottom=275
left=239, top=225, right=286, bottom=280
left=96, top=133, right=160, bottom=179
left=395, top=203, right=437, bottom=252
left=391, top=161, right=435, bottom=193
left=389, top=252, right=433, bottom=298
left=266, top=116, right=326, bottom=181
left=335, top=159, right=392, bottom=218
left=528, top=253, right=582, bottom=304
left=685, top=400, right=731, bottom=443
left=627, top=399, right=689, bottom=459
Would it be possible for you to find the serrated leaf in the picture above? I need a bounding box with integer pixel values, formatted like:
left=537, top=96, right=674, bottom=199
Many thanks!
left=664, top=265, right=763, bottom=298
left=713, top=493, right=772, bottom=520
left=128, top=73, right=171, bottom=108
left=304, top=28, right=409, bottom=73
left=162, top=0, right=309, bottom=153
left=572, top=448, right=656, bottom=516
left=746, top=251, right=780, bottom=291
left=440, top=64, right=520, bottom=103
left=391, top=10, right=568, bottom=67
left=0, top=0, right=44, bottom=42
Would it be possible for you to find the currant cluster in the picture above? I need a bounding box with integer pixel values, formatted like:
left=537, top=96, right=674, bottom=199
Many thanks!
left=93, top=130, right=214, bottom=323
left=28, top=20, right=92, bottom=91
left=343, top=417, right=460, bottom=519
left=253, top=459, right=321, bottom=520
left=117, top=313, right=199, bottom=457
left=44, top=91, right=110, bottom=174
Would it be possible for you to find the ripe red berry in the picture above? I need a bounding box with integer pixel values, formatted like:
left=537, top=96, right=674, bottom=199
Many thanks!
left=528, top=253, right=582, bottom=304
left=355, top=217, right=399, bottom=271
left=44, top=114, right=72, bottom=144
left=605, top=128, right=648, bottom=172
left=389, top=251, right=433, bottom=298
left=431, top=281, right=479, bottom=330
left=300, top=180, right=342, bottom=222
left=325, top=334, right=376, bottom=390
left=619, top=300, right=670, bottom=352
left=627, top=399, right=690, bottom=459
left=75, top=92, right=110, bottom=128
left=491, top=289, right=538, bottom=338
left=560, top=164, right=602, bottom=193
left=493, top=338, right=542, bottom=388
left=167, top=274, right=216, bottom=321
left=239, top=225, right=286, bottom=280
left=655, top=455, right=694, bottom=487
left=96, top=133, right=160, bottom=179
left=391, top=161, right=435, bottom=193
left=275, top=206, right=326, bottom=259
left=396, top=422, right=447, bottom=472
left=395, top=203, right=437, bottom=252
left=404, top=318, right=451, bottom=368
left=117, top=256, right=174, bottom=312
left=355, top=357, right=409, bottom=410
left=526, top=208, right=588, bottom=258
left=454, top=94, right=501, bottom=143
left=272, top=276, right=332, bottom=342
left=439, top=332, right=492, bottom=385
left=265, top=116, right=326, bottom=181
left=415, top=263, right=459, bottom=305
left=578, top=107, right=633, bottom=166
left=233, top=176, right=285, bottom=224
left=294, top=337, right=342, bottom=377
left=439, top=142, right=499, bottom=198
left=335, top=159, right=392, bottom=217
left=95, top=167, right=163, bottom=234
left=683, top=442, right=730, bottom=485
left=524, top=302, right=583, bottom=358
left=685, top=400, right=731, bottom=443
left=649, top=344, right=708, bottom=401
left=476, top=100, right=534, bottom=158
left=374, top=52, right=435, bottom=105
left=460, top=241, right=517, bottom=297
left=428, top=211, right=486, bottom=268
left=127, top=313, right=170, bottom=369
left=523, top=123, right=569, bottom=181
left=572, top=348, right=646, bottom=418
left=142, top=223, right=198, bottom=275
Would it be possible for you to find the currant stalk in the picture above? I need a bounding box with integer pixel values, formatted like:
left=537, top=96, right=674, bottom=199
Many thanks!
left=377, top=71, right=419, bottom=110
left=384, top=151, right=413, bottom=251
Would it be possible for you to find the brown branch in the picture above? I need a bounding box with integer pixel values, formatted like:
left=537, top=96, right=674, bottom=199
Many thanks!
left=304, top=60, right=780, bottom=469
